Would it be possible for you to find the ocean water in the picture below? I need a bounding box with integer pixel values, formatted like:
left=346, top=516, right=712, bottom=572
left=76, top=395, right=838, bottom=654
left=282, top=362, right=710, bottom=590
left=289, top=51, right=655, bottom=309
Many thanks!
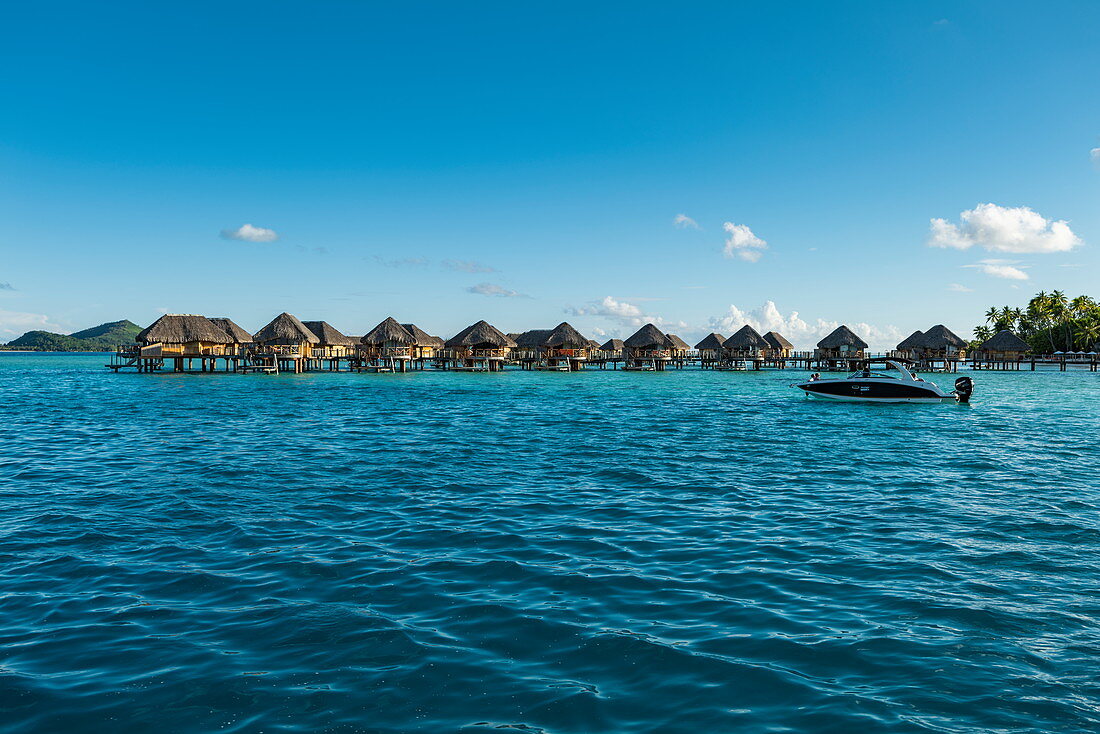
left=2, top=353, right=1099, bottom=733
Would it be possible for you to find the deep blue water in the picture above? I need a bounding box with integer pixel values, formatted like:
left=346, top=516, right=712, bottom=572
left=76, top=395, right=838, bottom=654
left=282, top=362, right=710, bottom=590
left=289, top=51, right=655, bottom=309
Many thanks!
left=2, top=353, right=1100, bottom=733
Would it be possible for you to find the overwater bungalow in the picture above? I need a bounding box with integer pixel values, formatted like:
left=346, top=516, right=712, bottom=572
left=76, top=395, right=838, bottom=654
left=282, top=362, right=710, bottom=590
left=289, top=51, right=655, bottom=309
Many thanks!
left=895, top=330, right=925, bottom=360
left=920, top=324, right=968, bottom=360
left=402, top=323, right=445, bottom=361
left=444, top=320, right=516, bottom=371
left=541, top=322, right=592, bottom=370
left=599, top=338, right=624, bottom=358
left=623, top=323, right=673, bottom=371
left=763, top=331, right=794, bottom=359
left=302, top=321, right=355, bottom=362
left=130, top=314, right=234, bottom=372
left=973, top=330, right=1030, bottom=367
left=815, top=325, right=868, bottom=366
left=359, top=317, right=416, bottom=371
left=723, top=325, right=769, bottom=363
left=511, top=329, right=553, bottom=362
left=595, top=338, right=624, bottom=366
left=252, top=312, right=319, bottom=373
left=209, top=317, right=254, bottom=356
left=695, top=333, right=725, bottom=367
left=666, top=334, right=691, bottom=360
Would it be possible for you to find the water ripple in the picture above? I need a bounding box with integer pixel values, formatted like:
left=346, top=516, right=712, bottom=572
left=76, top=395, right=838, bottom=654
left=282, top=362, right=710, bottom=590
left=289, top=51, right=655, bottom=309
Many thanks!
left=2, top=355, right=1099, bottom=732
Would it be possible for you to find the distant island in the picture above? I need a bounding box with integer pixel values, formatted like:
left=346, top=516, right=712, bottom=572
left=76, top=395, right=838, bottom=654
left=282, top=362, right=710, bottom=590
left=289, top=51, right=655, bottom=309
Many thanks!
left=0, top=320, right=141, bottom=352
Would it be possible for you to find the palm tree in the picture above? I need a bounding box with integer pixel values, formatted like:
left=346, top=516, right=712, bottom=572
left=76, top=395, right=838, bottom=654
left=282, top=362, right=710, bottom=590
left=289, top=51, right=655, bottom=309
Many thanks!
left=1076, top=318, right=1100, bottom=352
left=985, top=306, right=1000, bottom=325
left=1070, top=295, right=1093, bottom=318
left=1049, top=290, right=1072, bottom=350
left=1031, top=295, right=1057, bottom=353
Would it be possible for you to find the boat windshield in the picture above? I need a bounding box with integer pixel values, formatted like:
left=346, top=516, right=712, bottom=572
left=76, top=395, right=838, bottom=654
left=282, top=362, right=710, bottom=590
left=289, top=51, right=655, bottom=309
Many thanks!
left=847, top=367, right=904, bottom=380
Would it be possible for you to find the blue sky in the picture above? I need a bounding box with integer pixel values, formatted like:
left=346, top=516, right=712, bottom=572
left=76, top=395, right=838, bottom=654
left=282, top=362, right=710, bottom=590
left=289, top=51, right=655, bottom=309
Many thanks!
left=2, top=1, right=1098, bottom=348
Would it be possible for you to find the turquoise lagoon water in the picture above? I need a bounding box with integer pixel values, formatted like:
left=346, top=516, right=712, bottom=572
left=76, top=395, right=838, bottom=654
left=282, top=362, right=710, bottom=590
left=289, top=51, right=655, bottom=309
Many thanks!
left=2, top=353, right=1099, bottom=733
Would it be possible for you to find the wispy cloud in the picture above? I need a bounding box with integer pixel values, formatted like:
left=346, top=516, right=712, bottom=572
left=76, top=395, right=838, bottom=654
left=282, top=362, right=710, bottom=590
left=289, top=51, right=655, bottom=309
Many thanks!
left=374, top=256, right=430, bottom=268
left=673, top=214, right=699, bottom=230
left=0, top=282, right=13, bottom=291
left=1091, top=147, right=1100, bottom=165
left=0, top=309, right=66, bottom=337
left=964, top=258, right=1029, bottom=280
left=444, top=259, right=497, bottom=274
left=221, top=223, right=279, bottom=243
left=708, top=300, right=902, bottom=351
left=947, top=283, right=973, bottom=292
left=722, top=222, right=768, bottom=262
left=467, top=282, right=527, bottom=298
left=928, top=203, right=1081, bottom=254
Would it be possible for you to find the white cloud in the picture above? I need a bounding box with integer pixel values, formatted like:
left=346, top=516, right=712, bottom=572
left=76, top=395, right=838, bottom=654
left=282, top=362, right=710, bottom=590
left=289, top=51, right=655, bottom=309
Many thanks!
left=444, top=259, right=497, bottom=273
left=673, top=214, right=699, bottom=230
left=0, top=310, right=66, bottom=337
left=722, top=222, right=768, bottom=262
left=1091, top=147, right=1100, bottom=164
left=964, top=258, right=1029, bottom=280
left=928, top=203, right=1081, bottom=254
left=0, top=282, right=13, bottom=291
left=947, top=283, right=973, bottom=292
left=566, top=295, right=686, bottom=333
left=707, top=300, right=902, bottom=351
left=467, top=283, right=526, bottom=298
left=221, top=223, right=279, bottom=243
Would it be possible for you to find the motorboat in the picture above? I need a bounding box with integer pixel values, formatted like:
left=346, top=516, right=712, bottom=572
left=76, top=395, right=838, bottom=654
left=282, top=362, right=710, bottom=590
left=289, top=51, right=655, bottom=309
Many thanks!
left=794, top=359, right=972, bottom=403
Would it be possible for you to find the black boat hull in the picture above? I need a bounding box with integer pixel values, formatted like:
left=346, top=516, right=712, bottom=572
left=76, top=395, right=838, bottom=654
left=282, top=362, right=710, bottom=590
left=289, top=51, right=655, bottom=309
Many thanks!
left=797, top=380, right=949, bottom=403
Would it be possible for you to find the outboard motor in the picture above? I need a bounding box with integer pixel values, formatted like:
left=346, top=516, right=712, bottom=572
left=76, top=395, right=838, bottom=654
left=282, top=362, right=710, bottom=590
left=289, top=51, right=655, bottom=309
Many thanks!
left=954, top=376, right=973, bottom=403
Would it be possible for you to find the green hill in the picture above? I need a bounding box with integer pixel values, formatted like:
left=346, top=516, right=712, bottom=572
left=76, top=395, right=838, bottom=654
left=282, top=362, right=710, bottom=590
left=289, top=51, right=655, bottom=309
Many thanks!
left=3, top=319, right=142, bottom=351
left=69, top=320, right=142, bottom=345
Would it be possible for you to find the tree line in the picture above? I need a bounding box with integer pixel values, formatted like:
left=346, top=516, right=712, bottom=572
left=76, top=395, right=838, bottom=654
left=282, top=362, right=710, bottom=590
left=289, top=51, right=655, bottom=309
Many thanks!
left=973, top=290, right=1100, bottom=353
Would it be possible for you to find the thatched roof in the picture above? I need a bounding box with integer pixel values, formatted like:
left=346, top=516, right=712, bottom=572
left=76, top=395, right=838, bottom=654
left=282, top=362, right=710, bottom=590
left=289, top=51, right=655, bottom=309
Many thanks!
left=361, top=317, right=415, bottom=345
left=665, top=333, right=690, bottom=350
left=445, top=320, right=517, bottom=348
left=624, top=323, right=673, bottom=348
left=922, top=324, right=967, bottom=349
left=724, top=325, right=768, bottom=350
left=897, top=330, right=925, bottom=351
left=209, top=317, right=253, bottom=343
left=545, top=322, right=590, bottom=348
left=817, top=325, right=868, bottom=350
left=302, top=320, right=353, bottom=347
left=137, top=314, right=231, bottom=345
left=695, top=333, right=725, bottom=350
left=979, top=329, right=1030, bottom=352
left=587, top=339, right=601, bottom=349
left=402, top=323, right=445, bottom=347
left=763, top=331, right=793, bottom=350
left=513, top=329, right=553, bottom=348
left=600, top=338, right=624, bottom=351
left=253, top=313, right=320, bottom=344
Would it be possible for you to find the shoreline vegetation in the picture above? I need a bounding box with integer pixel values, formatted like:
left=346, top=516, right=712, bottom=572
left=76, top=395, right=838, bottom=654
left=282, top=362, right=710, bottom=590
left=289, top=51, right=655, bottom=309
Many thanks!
left=971, top=291, right=1100, bottom=353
